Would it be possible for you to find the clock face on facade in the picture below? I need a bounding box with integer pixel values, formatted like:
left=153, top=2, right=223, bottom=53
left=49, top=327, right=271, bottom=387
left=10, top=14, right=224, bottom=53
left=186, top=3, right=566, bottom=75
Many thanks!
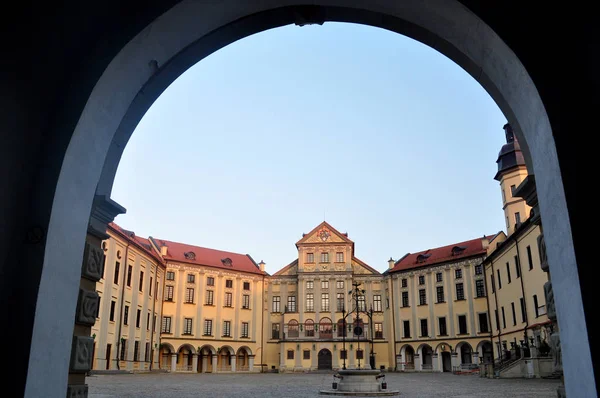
left=318, top=228, right=331, bottom=242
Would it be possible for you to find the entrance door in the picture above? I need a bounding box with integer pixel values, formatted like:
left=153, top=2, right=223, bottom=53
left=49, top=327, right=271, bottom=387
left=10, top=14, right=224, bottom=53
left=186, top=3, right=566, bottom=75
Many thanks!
left=106, top=344, right=112, bottom=370
left=441, top=352, right=451, bottom=372
left=318, top=349, right=332, bottom=370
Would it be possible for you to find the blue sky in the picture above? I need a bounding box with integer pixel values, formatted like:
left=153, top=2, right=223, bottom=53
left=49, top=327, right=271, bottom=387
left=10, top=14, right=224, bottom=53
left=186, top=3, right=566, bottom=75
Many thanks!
left=112, top=22, right=507, bottom=275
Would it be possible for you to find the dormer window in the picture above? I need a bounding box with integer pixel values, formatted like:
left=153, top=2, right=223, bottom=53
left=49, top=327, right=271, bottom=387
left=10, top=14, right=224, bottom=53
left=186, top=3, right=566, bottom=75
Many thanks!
left=221, top=258, right=233, bottom=267
left=451, top=246, right=466, bottom=256
left=184, top=251, right=196, bottom=260
left=416, top=253, right=431, bottom=264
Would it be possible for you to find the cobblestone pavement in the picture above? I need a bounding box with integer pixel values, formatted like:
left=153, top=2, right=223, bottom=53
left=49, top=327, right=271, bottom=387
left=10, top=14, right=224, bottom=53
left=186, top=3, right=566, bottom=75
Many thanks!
left=88, top=372, right=560, bottom=398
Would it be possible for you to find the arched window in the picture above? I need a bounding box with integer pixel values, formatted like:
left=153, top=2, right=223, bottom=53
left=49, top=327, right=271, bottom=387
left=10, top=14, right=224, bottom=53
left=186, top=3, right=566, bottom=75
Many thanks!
left=288, top=320, right=299, bottom=338
left=319, top=317, right=333, bottom=339
left=305, top=319, right=315, bottom=337
left=337, top=319, right=346, bottom=337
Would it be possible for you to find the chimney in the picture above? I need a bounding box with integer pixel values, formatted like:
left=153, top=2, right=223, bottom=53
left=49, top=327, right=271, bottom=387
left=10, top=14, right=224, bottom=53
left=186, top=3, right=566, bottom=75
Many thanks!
left=503, top=123, right=515, bottom=143
left=160, top=245, right=168, bottom=256
left=388, top=257, right=395, bottom=269
left=481, top=235, right=489, bottom=249
left=259, top=260, right=265, bottom=272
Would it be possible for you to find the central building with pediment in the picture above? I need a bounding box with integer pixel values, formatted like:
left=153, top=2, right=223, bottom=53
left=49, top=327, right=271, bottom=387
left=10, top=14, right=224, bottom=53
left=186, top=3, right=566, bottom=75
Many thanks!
left=263, top=221, right=394, bottom=371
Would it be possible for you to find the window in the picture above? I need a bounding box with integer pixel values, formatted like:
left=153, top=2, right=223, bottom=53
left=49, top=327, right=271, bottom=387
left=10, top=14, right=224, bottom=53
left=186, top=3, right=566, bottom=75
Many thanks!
left=501, top=307, right=506, bottom=329
left=146, top=312, right=150, bottom=330
left=373, top=295, right=382, bottom=312
left=287, top=350, right=294, bottom=360
left=304, top=319, right=314, bottom=337
left=243, top=281, right=250, bottom=290
left=241, top=322, right=249, bottom=338
left=225, top=279, right=233, bottom=288
left=320, top=252, right=329, bottom=263
left=243, top=295, right=250, bottom=309
left=336, top=280, right=344, bottom=289
left=166, top=271, right=175, bottom=280
left=375, top=323, right=383, bottom=339
left=207, top=276, right=215, bottom=286
left=139, top=271, right=144, bottom=292
left=458, top=315, right=467, bottom=334
left=401, top=278, right=407, bottom=288
left=336, top=252, right=344, bottom=262
left=533, top=295, right=539, bottom=317
left=272, top=296, right=281, bottom=312
left=494, top=310, right=500, bottom=330
left=506, top=262, right=512, bottom=283
left=187, top=274, right=195, bottom=283
left=161, top=316, right=172, bottom=333
left=491, top=274, right=496, bottom=293
left=497, top=269, right=502, bottom=289
left=513, top=256, right=521, bottom=278
left=455, top=269, right=463, bottom=279
left=479, top=313, right=489, bottom=333
left=515, top=212, right=521, bottom=224
left=136, top=308, right=141, bottom=328
left=223, top=320, right=231, bottom=337
left=109, top=300, right=116, bottom=321
left=321, top=293, right=330, bottom=311
left=149, top=277, right=153, bottom=296
left=203, top=319, right=213, bottom=336
left=403, top=320, right=411, bottom=338
left=420, top=319, right=428, bottom=337
left=431, top=317, right=444, bottom=338
left=475, top=280, right=485, bottom=298
left=183, top=318, right=192, bottom=334
left=224, top=292, right=233, bottom=307
left=165, top=285, right=174, bottom=301
left=436, top=286, right=444, bottom=303
left=114, top=261, right=120, bottom=284
left=306, top=252, right=314, bottom=263
left=337, top=293, right=345, bottom=312
left=456, top=283, right=465, bottom=300
left=306, top=280, right=314, bottom=289
left=526, top=246, right=533, bottom=270
left=272, top=323, right=280, bottom=339
left=511, top=302, right=517, bottom=326
left=145, top=342, right=150, bottom=362
left=120, top=339, right=127, bottom=360
left=520, top=297, right=527, bottom=323
left=358, top=295, right=366, bottom=311
left=306, top=294, right=314, bottom=312
left=356, top=349, right=364, bottom=360
left=419, top=289, right=426, bottom=305
left=287, top=296, right=296, bottom=312
left=96, top=296, right=101, bottom=318
left=205, top=290, right=214, bottom=305
left=303, top=350, right=310, bottom=360
left=436, top=272, right=443, bottom=282
left=123, top=305, right=129, bottom=325
left=183, top=288, right=194, bottom=304
left=321, top=280, right=329, bottom=289
left=126, top=265, right=132, bottom=287
left=418, top=275, right=425, bottom=285
left=340, top=350, right=348, bottom=360
left=510, top=184, right=516, bottom=196
left=475, top=264, right=483, bottom=275
left=402, top=291, right=409, bottom=307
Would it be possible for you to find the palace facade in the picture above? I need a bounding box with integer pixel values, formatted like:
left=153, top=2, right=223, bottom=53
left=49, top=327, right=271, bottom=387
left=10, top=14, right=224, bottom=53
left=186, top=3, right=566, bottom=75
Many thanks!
left=91, top=124, right=551, bottom=376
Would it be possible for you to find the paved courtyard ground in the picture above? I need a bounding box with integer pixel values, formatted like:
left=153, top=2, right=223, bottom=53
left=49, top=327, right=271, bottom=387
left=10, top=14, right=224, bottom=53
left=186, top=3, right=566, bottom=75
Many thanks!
left=88, top=372, right=561, bottom=397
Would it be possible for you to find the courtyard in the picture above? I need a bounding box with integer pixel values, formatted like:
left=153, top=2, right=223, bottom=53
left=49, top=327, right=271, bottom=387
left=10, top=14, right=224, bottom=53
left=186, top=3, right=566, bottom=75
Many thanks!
left=88, top=372, right=560, bottom=397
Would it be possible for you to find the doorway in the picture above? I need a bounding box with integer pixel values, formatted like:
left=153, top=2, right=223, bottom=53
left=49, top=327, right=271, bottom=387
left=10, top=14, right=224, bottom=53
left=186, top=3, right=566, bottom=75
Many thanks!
left=442, top=352, right=451, bottom=372
left=318, top=349, right=332, bottom=370
left=105, top=344, right=111, bottom=370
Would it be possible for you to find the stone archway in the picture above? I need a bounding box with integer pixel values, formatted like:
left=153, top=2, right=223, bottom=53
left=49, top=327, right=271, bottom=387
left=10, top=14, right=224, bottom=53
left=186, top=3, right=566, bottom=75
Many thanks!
left=318, top=348, right=332, bottom=370
left=8, top=2, right=589, bottom=397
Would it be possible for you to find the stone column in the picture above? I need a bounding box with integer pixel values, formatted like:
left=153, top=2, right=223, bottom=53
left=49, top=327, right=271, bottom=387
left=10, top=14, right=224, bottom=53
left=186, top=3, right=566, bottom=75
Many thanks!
left=311, top=345, right=318, bottom=370
left=349, top=347, right=356, bottom=369
left=170, top=353, right=177, bottom=372
left=432, top=354, right=439, bottom=372
left=231, top=355, right=236, bottom=372
left=212, top=355, right=218, bottom=373
left=279, top=345, right=286, bottom=372
left=414, top=354, right=422, bottom=372
left=333, top=347, right=339, bottom=369
left=397, top=354, right=405, bottom=371
left=364, top=343, right=371, bottom=369
left=472, top=352, right=479, bottom=365
left=202, top=355, right=208, bottom=373
left=68, top=196, right=125, bottom=397
left=192, top=354, right=198, bottom=373
left=295, top=345, right=302, bottom=370
left=451, top=353, right=459, bottom=371
left=248, top=355, right=255, bottom=372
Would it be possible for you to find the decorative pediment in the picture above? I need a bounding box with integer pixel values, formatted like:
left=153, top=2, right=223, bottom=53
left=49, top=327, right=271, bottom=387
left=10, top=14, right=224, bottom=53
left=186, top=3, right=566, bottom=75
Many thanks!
left=351, top=258, right=379, bottom=275
left=296, top=222, right=353, bottom=245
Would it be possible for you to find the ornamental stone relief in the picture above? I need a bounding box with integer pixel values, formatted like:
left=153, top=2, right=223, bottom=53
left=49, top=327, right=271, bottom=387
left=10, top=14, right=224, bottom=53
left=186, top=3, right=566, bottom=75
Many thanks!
left=537, top=233, right=549, bottom=272
left=81, top=242, right=104, bottom=281
left=76, top=289, right=99, bottom=326
left=66, top=385, right=88, bottom=398
left=70, top=336, right=94, bottom=373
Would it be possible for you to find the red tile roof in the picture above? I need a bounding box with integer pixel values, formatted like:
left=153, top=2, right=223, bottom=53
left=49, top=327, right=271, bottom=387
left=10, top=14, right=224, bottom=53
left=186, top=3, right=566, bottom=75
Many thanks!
left=390, top=235, right=495, bottom=273
left=108, top=223, right=164, bottom=264
left=152, top=237, right=266, bottom=276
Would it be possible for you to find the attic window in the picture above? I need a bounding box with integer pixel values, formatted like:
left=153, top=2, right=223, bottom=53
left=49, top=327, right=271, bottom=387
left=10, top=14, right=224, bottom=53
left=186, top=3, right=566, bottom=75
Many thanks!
left=451, top=246, right=466, bottom=256
left=416, top=253, right=431, bottom=263
left=184, top=251, right=196, bottom=260
left=221, top=258, right=233, bottom=267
